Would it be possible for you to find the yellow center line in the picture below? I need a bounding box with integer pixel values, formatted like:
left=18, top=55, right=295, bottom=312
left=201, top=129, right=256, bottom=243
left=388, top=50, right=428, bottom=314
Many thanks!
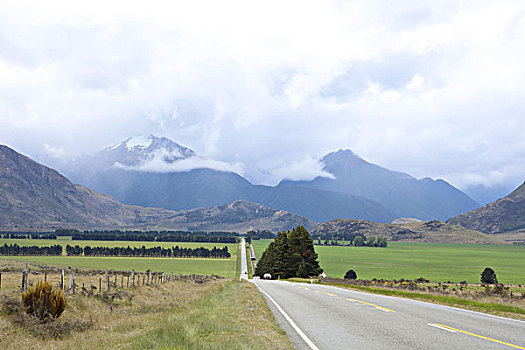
left=299, top=286, right=310, bottom=290
left=315, top=290, right=337, bottom=296
left=347, top=298, right=395, bottom=313
left=432, top=324, right=525, bottom=350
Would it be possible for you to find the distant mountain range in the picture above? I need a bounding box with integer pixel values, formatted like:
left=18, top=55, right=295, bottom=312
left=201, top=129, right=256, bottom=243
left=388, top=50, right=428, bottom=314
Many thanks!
left=0, top=145, right=313, bottom=232
left=448, top=181, right=525, bottom=235
left=52, top=134, right=479, bottom=223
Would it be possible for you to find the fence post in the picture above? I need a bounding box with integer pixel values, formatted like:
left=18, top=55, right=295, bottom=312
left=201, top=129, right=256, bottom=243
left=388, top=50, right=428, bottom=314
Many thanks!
left=61, top=269, right=65, bottom=292
left=121, top=275, right=123, bottom=288
left=21, top=265, right=28, bottom=292
left=105, top=273, right=109, bottom=292
left=148, top=270, right=152, bottom=285
left=99, top=277, right=102, bottom=294
left=126, top=275, right=129, bottom=288
left=0, top=272, right=2, bottom=290
left=69, top=272, right=74, bottom=294
left=44, top=272, right=47, bottom=281
left=131, top=270, right=135, bottom=287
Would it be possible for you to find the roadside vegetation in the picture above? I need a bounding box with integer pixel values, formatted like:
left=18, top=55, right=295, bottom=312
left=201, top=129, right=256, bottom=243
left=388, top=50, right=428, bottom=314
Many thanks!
left=0, top=262, right=292, bottom=350
left=255, top=226, right=322, bottom=279
left=294, top=276, right=525, bottom=320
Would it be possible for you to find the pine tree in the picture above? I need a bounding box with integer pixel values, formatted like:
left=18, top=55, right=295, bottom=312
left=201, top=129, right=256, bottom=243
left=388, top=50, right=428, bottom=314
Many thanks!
left=255, top=226, right=323, bottom=279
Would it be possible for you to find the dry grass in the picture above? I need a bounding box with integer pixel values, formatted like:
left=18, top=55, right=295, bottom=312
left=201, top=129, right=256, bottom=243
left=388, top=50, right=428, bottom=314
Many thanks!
left=0, top=269, right=292, bottom=349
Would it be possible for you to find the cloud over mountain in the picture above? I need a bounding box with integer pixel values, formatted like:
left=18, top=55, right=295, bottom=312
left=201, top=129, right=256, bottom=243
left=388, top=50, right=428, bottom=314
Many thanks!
left=1, top=1, right=524, bottom=200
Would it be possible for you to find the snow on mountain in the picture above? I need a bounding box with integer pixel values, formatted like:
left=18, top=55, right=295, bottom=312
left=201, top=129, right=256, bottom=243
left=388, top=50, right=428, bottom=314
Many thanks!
left=103, top=134, right=195, bottom=165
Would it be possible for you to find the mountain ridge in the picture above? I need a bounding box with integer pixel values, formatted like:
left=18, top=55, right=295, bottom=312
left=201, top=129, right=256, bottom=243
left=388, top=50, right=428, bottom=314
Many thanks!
left=44, top=135, right=479, bottom=222
left=0, top=145, right=314, bottom=232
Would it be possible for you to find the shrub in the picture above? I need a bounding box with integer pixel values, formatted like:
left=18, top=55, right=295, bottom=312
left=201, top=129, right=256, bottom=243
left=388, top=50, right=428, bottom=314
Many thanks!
left=22, top=280, right=66, bottom=321
left=415, top=277, right=429, bottom=283
left=480, top=267, right=498, bottom=284
left=344, top=269, right=357, bottom=280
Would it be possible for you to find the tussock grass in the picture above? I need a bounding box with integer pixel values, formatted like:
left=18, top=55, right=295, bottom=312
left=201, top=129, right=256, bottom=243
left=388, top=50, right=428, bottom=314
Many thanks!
left=0, top=270, right=292, bottom=349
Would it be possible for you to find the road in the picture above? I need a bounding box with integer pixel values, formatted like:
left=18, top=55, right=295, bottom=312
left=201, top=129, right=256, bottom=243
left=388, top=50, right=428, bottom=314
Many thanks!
left=240, top=238, right=248, bottom=279
left=252, top=279, right=525, bottom=350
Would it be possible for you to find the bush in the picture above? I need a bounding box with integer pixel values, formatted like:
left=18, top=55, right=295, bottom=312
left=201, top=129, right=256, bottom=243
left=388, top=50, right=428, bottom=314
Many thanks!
left=480, top=267, right=498, bottom=284
left=22, top=280, right=66, bottom=321
left=344, top=269, right=357, bottom=280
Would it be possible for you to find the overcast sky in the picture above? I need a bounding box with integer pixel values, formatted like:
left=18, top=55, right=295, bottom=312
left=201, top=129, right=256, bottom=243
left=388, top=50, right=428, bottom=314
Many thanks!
left=1, top=0, right=524, bottom=195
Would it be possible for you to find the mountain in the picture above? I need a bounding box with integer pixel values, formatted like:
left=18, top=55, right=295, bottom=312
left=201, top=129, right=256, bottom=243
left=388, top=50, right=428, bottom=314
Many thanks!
left=55, top=135, right=397, bottom=223
left=0, top=145, right=314, bottom=232
left=447, top=181, right=525, bottom=234
left=281, top=149, right=479, bottom=221
left=311, top=218, right=504, bottom=244
left=61, top=134, right=195, bottom=183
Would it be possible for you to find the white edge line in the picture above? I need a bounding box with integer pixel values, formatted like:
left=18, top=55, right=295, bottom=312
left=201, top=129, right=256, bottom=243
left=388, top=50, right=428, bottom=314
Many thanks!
left=253, top=282, right=320, bottom=350
left=374, top=307, right=391, bottom=312
left=428, top=323, right=457, bottom=333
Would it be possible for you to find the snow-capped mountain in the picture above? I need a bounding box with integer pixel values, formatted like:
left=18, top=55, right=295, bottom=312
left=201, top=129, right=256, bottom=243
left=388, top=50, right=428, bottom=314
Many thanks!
left=49, top=135, right=479, bottom=223
left=103, top=134, right=195, bottom=166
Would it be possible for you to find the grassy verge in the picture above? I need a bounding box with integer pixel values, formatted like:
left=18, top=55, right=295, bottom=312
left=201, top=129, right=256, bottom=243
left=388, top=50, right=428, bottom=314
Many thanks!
left=0, top=274, right=292, bottom=349
left=132, top=281, right=291, bottom=349
left=246, top=246, right=253, bottom=279
left=288, top=278, right=525, bottom=320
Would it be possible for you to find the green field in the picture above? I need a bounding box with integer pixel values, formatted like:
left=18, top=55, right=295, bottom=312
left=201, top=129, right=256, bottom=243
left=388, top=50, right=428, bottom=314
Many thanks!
left=0, top=237, right=238, bottom=278
left=252, top=240, right=525, bottom=284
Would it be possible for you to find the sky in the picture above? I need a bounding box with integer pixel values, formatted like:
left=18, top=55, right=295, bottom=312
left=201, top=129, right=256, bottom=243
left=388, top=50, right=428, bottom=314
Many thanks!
left=1, top=0, right=524, bottom=200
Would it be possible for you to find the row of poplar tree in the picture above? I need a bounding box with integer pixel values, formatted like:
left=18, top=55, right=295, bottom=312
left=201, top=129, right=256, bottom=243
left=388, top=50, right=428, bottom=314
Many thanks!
left=254, top=226, right=323, bottom=279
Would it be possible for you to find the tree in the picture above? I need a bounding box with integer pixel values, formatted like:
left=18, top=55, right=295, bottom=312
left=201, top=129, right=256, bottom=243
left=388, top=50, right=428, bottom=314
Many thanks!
left=344, top=269, right=357, bottom=280
left=255, top=226, right=323, bottom=279
left=481, top=267, right=498, bottom=284
left=353, top=236, right=365, bottom=247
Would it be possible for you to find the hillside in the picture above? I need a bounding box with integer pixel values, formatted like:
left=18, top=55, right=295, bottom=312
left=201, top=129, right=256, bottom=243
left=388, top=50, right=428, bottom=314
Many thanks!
left=448, top=181, right=525, bottom=234
left=311, top=218, right=504, bottom=244
left=0, top=145, right=313, bottom=232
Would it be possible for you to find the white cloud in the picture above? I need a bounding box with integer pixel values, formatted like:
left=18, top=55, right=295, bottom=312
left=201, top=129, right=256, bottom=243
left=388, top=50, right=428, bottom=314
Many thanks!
left=266, top=158, right=335, bottom=185
left=0, top=0, right=524, bottom=194
left=115, top=154, right=245, bottom=175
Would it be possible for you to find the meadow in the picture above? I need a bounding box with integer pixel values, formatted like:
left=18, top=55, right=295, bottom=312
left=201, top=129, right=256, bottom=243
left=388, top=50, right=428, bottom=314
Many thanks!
left=252, top=240, right=525, bottom=284
left=0, top=237, right=239, bottom=278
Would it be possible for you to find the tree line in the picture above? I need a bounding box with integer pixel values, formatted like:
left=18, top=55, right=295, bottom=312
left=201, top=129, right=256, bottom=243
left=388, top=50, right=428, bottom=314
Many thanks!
left=246, top=230, right=275, bottom=243
left=0, top=233, right=57, bottom=239
left=65, top=245, right=231, bottom=258
left=68, top=230, right=239, bottom=243
left=315, top=236, right=388, bottom=247
left=0, top=244, right=62, bottom=256
left=255, top=226, right=323, bottom=279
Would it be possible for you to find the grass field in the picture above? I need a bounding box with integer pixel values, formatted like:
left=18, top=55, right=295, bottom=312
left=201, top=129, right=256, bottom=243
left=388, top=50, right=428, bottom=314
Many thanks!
left=252, top=240, right=525, bottom=284
left=0, top=237, right=238, bottom=278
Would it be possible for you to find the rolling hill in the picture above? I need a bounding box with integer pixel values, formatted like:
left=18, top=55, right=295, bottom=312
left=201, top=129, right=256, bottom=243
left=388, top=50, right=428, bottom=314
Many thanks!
left=311, top=218, right=503, bottom=244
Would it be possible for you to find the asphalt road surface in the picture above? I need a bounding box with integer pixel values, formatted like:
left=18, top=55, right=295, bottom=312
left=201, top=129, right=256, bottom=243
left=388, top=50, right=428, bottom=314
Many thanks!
left=252, top=279, right=525, bottom=350
left=240, top=238, right=248, bottom=279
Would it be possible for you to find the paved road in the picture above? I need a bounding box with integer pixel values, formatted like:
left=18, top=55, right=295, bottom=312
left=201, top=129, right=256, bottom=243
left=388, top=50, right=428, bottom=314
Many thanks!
left=252, top=280, right=525, bottom=350
left=240, top=238, right=248, bottom=279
